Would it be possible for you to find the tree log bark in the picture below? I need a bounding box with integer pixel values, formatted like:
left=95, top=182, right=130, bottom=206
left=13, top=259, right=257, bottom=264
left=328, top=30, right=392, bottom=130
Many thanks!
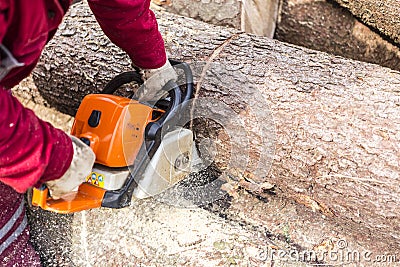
left=154, top=0, right=279, bottom=38
left=154, top=0, right=400, bottom=71
left=30, top=0, right=400, bottom=259
left=275, top=0, right=400, bottom=71
left=332, top=0, right=400, bottom=47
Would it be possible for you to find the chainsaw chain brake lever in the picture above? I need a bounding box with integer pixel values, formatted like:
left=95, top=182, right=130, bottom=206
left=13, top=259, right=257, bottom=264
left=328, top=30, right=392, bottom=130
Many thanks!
left=145, top=61, right=194, bottom=147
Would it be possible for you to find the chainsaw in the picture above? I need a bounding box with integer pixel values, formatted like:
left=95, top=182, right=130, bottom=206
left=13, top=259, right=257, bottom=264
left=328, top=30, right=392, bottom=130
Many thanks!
left=31, top=60, right=195, bottom=213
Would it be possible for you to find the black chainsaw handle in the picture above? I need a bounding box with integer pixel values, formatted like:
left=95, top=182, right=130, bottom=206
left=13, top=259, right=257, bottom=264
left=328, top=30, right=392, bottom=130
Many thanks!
left=144, top=60, right=194, bottom=139
left=101, top=70, right=143, bottom=95
left=169, top=59, right=194, bottom=104
left=101, top=59, right=193, bottom=103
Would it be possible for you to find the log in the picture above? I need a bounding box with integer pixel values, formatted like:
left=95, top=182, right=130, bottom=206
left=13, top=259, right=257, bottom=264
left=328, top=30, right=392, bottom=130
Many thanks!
left=153, top=0, right=280, bottom=38
left=23, top=101, right=399, bottom=266
left=333, top=0, right=400, bottom=47
left=275, top=0, right=400, bottom=71
left=154, top=0, right=400, bottom=71
left=240, top=0, right=280, bottom=38
left=29, top=0, right=400, bottom=263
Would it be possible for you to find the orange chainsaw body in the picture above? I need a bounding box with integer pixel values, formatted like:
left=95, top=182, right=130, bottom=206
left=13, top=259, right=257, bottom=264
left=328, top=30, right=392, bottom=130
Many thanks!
left=32, top=94, right=163, bottom=213
left=71, top=94, right=158, bottom=167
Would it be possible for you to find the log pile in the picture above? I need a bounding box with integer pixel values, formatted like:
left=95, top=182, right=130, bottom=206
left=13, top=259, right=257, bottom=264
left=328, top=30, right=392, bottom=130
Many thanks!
left=28, top=1, right=400, bottom=262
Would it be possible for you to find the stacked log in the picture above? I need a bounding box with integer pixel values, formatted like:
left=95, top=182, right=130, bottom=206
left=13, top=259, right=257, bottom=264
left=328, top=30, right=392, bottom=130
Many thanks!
left=275, top=0, right=400, bottom=71
left=333, top=0, right=400, bottom=46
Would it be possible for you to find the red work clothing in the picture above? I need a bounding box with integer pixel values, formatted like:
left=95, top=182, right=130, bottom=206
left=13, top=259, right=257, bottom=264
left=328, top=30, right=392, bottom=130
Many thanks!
left=0, top=0, right=167, bottom=265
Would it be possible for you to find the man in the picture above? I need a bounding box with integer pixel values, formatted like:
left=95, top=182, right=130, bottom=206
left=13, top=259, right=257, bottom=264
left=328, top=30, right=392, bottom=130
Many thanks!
left=0, top=0, right=176, bottom=265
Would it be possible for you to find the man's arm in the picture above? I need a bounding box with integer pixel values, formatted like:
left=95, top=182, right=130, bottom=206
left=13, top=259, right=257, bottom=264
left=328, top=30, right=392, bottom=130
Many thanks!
left=0, top=0, right=96, bottom=198
left=0, top=89, right=74, bottom=193
left=87, top=0, right=167, bottom=69
left=0, top=1, right=73, bottom=193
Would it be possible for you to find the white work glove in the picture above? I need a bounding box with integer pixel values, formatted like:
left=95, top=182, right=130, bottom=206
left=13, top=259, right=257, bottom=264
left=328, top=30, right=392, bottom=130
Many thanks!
left=45, top=135, right=95, bottom=199
left=135, top=59, right=178, bottom=103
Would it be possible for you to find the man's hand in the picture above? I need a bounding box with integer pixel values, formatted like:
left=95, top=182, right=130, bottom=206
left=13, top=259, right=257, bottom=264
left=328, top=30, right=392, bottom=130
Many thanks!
left=45, top=135, right=95, bottom=199
left=135, top=59, right=178, bottom=103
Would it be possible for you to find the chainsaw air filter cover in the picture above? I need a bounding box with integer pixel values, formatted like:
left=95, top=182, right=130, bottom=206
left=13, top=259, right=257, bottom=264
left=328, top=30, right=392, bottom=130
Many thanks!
left=71, top=94, right=161, bottom=168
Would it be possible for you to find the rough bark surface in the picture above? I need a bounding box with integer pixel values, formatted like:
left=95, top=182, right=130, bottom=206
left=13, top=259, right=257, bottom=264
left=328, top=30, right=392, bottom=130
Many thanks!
left=275, top=0, right=400, bottom=71
left=29, top=1, right=400, bottom=264
left=160, top=0, right=400, bottom=71
left=155, top=0, right=241, bottom=30
left=333, top=0, right=400, bottom=46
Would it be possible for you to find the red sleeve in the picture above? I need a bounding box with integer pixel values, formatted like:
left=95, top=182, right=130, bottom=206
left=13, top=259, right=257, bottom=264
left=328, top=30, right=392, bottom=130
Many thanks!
left=0, top=0, right=8, bottom=42
left=0, top=89, right=73, bottom=193
left=87, top=0, right=167, bottom=69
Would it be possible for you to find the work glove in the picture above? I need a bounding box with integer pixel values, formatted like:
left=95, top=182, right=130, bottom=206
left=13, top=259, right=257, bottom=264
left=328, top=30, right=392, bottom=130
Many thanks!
left=45, top=135, right=95, bottom=199
left=135, top=59, right=178, bottom=103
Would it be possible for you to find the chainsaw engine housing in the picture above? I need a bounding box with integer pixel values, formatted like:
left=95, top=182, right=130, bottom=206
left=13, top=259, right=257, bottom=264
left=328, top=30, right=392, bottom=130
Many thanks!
left=71, top=94, right=162, bottom=167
